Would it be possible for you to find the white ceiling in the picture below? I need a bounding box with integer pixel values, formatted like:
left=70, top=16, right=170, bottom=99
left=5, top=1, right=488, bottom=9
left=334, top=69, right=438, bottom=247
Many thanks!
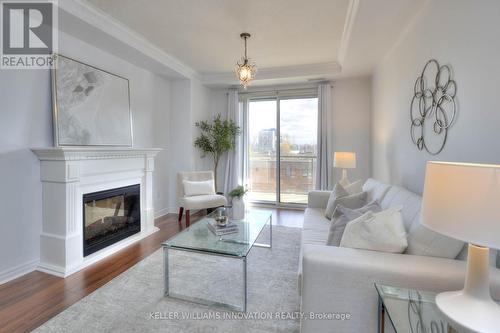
left=340, top=0, right=427, bottom=77
left=83, top=0, right=426, bottom=85
left=86, top=0, right=349, bottom=73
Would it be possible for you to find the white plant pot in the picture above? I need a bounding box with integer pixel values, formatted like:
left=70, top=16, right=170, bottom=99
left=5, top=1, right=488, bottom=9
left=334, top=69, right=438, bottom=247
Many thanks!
left=232, top=197, right=245, bottom=220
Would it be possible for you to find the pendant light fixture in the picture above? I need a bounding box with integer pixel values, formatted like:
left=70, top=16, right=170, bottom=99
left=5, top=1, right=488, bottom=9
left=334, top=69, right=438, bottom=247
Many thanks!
left=235, top=32, right=257, bottom=89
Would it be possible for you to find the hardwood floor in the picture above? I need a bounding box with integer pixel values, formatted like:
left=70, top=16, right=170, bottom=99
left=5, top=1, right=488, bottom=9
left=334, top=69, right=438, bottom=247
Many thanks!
left=0, top=207, right=303, bottom=332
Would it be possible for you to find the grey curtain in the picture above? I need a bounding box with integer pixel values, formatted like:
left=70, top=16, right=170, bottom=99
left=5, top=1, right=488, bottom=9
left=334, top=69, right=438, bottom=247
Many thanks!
left=223, top=88, right=243, bottom=195
left=316, top=82, right=334, bottom=190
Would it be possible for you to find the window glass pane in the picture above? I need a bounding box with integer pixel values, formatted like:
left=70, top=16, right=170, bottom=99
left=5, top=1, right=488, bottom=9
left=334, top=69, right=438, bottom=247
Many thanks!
left=279, top=98, right=318, bottom=204
left=247, top=100, right=277, bottom=202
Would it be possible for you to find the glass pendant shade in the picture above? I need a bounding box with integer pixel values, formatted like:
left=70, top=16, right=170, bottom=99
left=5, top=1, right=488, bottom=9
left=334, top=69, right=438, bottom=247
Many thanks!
left=235, top=33, right=257, bottom=88
left=236, top=60, right=256, bottom=89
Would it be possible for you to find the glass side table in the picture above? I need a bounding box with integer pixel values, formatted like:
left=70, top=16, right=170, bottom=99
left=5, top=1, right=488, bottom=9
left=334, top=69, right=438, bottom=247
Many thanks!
left=375, top=284, right=462, bottom=333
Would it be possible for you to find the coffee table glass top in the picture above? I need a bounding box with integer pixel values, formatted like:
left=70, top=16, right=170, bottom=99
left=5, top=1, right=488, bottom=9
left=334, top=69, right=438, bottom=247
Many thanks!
left=163, top=209, right=272, bottom=257
left=375, top=284, right=500, bottom=333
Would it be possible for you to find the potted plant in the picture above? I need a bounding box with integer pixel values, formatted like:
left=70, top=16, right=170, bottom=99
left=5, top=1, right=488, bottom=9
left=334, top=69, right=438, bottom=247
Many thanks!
left=228, top=185, right=248, bottom=220
left=194, top=114, right=241, bottom=192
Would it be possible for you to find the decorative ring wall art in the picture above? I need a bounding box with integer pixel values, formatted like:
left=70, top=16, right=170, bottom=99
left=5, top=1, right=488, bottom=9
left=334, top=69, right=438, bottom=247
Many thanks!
left=410, top=59, right=457, bottom=155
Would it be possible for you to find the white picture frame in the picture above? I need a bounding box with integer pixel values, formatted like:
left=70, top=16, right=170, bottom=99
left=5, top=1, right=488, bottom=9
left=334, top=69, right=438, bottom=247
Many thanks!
left=52, top=54, right=133, bottom=147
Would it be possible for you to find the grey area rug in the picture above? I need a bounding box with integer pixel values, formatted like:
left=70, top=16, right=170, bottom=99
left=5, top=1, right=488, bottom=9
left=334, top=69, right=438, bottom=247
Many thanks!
left=35, top=226, right=301, bottom=333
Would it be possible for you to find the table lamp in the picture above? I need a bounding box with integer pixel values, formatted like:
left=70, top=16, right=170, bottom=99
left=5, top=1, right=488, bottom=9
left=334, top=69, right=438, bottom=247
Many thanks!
left=421, top=161, right=500, bottom=333
left=333, top=152, right=356, bottom=187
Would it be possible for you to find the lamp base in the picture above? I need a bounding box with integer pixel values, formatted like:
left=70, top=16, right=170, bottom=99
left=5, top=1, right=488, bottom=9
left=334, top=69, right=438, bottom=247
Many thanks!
left=436, top=291, right=500, bottom=333
left=338, top=169, right=350, bottom=187
left=435, top=243, right=500, bottom=333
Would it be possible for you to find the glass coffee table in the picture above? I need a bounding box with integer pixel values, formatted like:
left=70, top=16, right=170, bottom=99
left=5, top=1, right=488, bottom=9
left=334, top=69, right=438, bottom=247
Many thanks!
left=162, top=209, right=272, bottom=312
left=375, top=284, right=500, bottom=333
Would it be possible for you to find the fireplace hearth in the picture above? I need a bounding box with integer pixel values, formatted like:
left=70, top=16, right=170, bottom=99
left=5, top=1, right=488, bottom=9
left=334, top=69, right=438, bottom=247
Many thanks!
left=83, top=184, right=141, bottom=256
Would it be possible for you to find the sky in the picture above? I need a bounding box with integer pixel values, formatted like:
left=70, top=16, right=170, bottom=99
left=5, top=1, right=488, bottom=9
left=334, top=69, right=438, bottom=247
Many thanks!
left=248, top=98, right=318, bottom=146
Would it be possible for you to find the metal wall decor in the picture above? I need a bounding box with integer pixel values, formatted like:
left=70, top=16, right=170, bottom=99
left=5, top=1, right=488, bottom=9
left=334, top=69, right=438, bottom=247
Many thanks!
left=410, top=59, right=457, bottom=155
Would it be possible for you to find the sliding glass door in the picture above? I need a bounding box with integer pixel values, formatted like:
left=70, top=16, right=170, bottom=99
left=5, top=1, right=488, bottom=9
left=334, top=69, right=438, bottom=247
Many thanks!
left=245, top=94, right=318, bottom=205
left=279, top=98, right=318, bottom=204
left=247, top=99, right=277, bottom=203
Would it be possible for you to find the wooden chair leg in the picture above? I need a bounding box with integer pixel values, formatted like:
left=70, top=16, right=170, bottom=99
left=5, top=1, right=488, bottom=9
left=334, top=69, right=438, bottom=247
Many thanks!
left=178, top=207, right=184, bottom=229
left=185, top=210, right=190, bottom=227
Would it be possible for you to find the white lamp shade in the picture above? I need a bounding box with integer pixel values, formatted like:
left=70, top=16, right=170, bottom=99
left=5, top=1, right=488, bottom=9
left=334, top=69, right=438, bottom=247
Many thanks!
left=333, top=152, right=356, bottom=169
left=421, top=161, right=500, bottom=250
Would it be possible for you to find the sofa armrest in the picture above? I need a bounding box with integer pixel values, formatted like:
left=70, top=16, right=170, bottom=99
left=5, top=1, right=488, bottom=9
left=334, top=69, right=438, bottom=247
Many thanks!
left=300, top=245, right=500, bottom=333
left=307, top=190, right=330, bottom=209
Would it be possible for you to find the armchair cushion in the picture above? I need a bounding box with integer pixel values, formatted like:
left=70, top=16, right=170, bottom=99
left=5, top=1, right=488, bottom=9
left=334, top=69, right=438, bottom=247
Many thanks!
left=179, top=194, right=227, bottom=210
left=183, top=179, right=215, bottom=196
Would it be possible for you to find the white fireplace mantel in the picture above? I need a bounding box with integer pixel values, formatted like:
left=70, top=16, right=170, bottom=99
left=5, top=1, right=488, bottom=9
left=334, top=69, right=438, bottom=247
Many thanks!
left=32, top=147, right=162, bottom=277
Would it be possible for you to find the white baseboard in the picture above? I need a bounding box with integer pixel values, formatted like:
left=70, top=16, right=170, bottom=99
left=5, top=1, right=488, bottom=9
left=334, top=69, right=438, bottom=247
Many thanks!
left=37, top=262, right=66, bottom=277
left=154, top=207, right=180, bottom=219
left=0, top=259, right=39, bottom=285
left=154, top=207, right=170, bottom=219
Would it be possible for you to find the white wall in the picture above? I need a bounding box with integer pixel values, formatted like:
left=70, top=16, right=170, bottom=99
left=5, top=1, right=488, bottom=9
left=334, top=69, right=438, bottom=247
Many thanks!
left=372, top=0, right=500, bottom=194
left=191, top=80, right=215, bottom=173
left=167, top=79, right=191, bottom=213
left=0, top=30, right=172, bottom=283
left=206, top=88, right=230, bottom=191
left=165, top=81, right=226, bottom=212
left=0, top=69, right=52, bottom=283
left=152, top=75, right=171, bottom=217
left=332, top=77, right=372, bottom=183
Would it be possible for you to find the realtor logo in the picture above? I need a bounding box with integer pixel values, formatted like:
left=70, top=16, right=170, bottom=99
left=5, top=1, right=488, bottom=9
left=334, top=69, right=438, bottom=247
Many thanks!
left=1, top=0, right=57, bottom=69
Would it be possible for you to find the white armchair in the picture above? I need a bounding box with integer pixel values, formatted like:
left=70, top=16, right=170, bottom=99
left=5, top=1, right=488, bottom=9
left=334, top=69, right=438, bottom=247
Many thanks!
left=177, top=171, right=227, bottom=228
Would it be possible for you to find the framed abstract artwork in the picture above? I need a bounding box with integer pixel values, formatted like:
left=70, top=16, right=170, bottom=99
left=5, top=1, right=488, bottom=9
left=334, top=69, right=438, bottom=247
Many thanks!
left=52, top=54, right=133, bottom=147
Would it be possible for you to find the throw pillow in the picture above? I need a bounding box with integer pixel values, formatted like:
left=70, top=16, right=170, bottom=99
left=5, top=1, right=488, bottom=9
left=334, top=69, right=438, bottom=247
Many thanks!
left=344, top=179, right=363, bottom=195
left=327, top=191, right=368, bottom=219
left=334, top=200, right=381, bottom=219
left=405, top=221, right=465, bottom=259
left=326, top=201, right=381, bottom=246
left=340, top=206, right=408, bottom=253
left=183, top=179, right=215, bottom=196
left=324, top=183, right=350, bottom=219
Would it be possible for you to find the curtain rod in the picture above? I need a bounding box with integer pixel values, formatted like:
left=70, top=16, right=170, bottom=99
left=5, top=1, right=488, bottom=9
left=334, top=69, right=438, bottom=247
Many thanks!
left=236, top=82, right=333, bottom=95
left=238, top=86, right=319, bottom=96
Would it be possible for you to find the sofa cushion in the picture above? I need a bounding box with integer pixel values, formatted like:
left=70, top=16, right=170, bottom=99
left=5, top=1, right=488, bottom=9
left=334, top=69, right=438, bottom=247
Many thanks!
left=325, top=191, right=368, bottom=220
left=324, top=184, right=349, bottom=219
left=335, top=191, right=368, bottom=210
left=299, top=207, right=331, bottom=294
left=335, top=200, right=382, bottom=220
left=325, top=214, right=352, bottom=247
left=405, top=221, right=464, bottom=259
left=340, top=207, right=407, bottom=253
left=302, top=208, right=330, bottom=245
left=380, top=185, right=421, bottom=231
left=326, top=201, right=382, bottom=246
left=362, top=178, right=391, bottom=203
left=344, top=179, right=363, bottom=195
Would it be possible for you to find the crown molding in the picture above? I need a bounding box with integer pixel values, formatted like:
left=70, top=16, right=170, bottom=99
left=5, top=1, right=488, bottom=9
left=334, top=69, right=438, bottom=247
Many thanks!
left=337, top=0, right=359, bottom=66
left=201, top=62, right=342, bottom=87
left=58, top=0, right=200, bottom=80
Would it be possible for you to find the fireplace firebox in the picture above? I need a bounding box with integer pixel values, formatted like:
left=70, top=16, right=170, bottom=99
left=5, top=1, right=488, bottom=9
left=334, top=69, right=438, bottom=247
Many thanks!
left=83, top=184, right=141, bottom=257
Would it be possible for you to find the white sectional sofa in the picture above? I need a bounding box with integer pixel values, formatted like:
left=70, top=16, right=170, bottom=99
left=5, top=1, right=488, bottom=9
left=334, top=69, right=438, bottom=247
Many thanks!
left=299, top=178, right=500, bottom=333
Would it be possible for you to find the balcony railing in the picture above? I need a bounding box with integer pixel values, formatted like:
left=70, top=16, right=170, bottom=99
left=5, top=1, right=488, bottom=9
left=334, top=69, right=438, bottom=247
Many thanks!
left=247, top=154, right=317, bottom=204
